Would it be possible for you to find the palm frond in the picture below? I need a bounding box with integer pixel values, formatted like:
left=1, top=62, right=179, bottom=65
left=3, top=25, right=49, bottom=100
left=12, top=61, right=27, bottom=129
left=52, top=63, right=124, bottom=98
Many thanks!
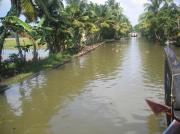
left=34, top=0, right=58, bottom=22
left=21, top=0, right=37, bottom=21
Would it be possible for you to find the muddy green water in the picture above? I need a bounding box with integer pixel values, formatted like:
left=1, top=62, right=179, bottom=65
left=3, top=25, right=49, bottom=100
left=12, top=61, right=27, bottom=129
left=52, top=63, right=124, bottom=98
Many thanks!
left=0, top=38, right=174, bottom=134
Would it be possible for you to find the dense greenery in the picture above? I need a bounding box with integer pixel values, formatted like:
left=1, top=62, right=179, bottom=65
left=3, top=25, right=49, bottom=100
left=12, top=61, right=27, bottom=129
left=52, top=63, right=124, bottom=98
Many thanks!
left=136, top=0, right=180, bottom=44
left=0, top=0, right=132, bottom=80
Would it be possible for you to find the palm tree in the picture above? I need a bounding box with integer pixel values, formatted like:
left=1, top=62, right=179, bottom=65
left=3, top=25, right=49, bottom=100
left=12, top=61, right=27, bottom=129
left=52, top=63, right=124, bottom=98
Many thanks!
left=0, top=0, right=37, bottom=65
left=0, top=0, right=64, bottom=63
left=143, top=0, right=163, bottom=40
left=144, top=0, right=163, bottom=14
left=138, top=0, right=180, bottom=43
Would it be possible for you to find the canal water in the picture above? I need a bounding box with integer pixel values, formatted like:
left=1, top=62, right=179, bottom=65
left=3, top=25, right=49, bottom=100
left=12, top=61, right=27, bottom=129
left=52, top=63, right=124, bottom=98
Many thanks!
left=0, top=38, right=170, bottom=134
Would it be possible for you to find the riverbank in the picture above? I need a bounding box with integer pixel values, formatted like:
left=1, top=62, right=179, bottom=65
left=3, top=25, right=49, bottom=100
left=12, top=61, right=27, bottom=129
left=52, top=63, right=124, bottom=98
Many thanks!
left=0, top=42, right=104, bottom=89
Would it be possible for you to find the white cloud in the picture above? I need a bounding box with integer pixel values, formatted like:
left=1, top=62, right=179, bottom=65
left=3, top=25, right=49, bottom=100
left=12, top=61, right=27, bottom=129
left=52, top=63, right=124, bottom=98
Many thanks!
left=131, top=0, right=147, bottom=5
left=119, top=0, right=146, bottom=26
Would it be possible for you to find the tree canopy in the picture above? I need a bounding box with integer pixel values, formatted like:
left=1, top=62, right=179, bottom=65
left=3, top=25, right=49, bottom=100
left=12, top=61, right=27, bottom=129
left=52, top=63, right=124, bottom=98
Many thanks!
left=136, top=0, right=180, bottom=44
left=0, top=0, right=132, bottom=77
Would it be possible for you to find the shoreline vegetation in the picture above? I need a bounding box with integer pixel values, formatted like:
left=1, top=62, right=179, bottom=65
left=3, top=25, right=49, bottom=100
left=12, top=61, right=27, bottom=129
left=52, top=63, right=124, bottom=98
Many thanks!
left=0, top=0, right=132, bottom=90
left=0, top=41, right=105, bottom=89
left=135, top=0, right=180, bottom=45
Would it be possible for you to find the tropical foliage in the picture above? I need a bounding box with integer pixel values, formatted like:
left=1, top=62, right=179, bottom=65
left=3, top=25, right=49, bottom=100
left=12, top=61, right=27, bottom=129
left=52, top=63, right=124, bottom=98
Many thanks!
left=136, top=0, right=180, bottom=44
left=0, top=0, right=131, bottom=79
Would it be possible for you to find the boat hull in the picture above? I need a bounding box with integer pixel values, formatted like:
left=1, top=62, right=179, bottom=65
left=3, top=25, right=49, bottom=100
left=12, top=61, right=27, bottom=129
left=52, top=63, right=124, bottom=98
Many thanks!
left=163, top=120, right=180, bottom=134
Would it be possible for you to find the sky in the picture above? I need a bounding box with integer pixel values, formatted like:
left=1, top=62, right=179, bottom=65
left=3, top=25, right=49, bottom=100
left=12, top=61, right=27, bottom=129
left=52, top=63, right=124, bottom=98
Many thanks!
left=0, top=0, right=179, bottom=26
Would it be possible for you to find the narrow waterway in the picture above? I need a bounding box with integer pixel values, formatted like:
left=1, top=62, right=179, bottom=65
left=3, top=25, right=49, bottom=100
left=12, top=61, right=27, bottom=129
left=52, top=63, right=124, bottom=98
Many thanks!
left=0, top=38, right=171, bottom=134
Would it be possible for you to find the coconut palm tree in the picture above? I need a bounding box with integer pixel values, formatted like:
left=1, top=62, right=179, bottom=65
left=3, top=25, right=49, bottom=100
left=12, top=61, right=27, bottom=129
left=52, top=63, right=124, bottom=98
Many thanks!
left=138, top=0, right=180, bottom=43
left=144, top=0, right=163, bottom=14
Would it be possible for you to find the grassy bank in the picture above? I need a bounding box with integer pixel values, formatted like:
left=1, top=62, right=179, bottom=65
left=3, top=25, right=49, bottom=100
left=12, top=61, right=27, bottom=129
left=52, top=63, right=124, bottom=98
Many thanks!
left=1, top=53, right=71, bottom=85
left=4, top=38, right=32, bottom=49
left=4, top=38, right=46, bottom=49
left=0, top=42, right=104, bottom=86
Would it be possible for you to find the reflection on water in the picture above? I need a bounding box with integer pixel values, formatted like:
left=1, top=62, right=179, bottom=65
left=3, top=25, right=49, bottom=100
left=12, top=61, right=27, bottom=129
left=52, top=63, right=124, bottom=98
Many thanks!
left=0, top=38, right=175, bottom=134
left=4, top=72, right=47, bottom=116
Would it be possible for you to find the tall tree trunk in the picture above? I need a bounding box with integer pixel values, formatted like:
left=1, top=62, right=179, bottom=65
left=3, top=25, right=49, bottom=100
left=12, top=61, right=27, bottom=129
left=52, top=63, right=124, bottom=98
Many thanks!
left=0, top=27, right=6, bottom=70
left=74, top=28, right=81, bottom=49
left=33, top=43, right=38, bottom=61
left=155, top=31, right=160, bottom=41
left=28, top=37, right=38, bottom=61
left=15, top=32, right=24, bottom=59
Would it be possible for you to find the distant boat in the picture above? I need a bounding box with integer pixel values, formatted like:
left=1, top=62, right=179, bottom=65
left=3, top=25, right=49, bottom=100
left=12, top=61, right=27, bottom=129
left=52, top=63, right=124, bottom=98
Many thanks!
left=131, top=32, right=138, bottom=37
